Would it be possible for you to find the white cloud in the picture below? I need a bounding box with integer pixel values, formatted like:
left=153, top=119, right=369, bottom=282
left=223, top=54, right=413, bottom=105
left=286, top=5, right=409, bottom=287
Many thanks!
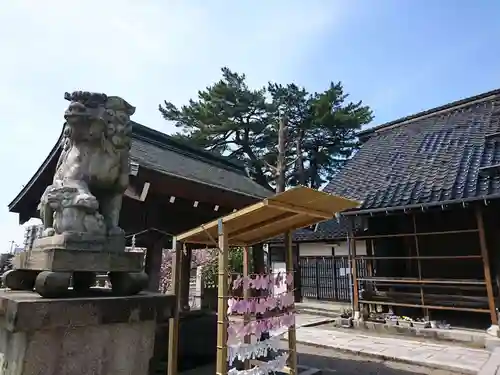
left=0, top=0, right=352, bottom=250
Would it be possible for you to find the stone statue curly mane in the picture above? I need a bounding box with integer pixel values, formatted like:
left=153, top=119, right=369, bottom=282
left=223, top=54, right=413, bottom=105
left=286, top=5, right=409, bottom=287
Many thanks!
left=38, top=91, right=135, bottom=240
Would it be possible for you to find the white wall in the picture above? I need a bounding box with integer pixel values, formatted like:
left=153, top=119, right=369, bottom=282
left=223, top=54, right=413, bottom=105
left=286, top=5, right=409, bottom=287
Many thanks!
left=299, top=241, right=367, bottom=257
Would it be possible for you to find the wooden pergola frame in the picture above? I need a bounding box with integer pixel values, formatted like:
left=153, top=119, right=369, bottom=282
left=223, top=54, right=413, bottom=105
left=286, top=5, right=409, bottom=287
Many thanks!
left=166, top=186, right=360, bottom=375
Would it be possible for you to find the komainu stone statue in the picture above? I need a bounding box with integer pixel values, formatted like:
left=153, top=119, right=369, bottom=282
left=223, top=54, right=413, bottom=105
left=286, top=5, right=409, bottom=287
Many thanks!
left=3, top=92, right=148, bottom=298
left=39, top=92, right=132, bottom=241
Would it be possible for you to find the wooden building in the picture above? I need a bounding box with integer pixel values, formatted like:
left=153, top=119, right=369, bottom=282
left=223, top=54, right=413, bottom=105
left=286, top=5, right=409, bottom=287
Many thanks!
left=8, top=121, right=272, bottom=304
left=322, top=89, right=500, bottom=330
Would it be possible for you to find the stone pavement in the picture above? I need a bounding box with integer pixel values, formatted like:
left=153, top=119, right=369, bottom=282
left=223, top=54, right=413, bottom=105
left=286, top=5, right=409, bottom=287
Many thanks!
left=294, top=313, right=336, bottom=328
left=479, top=348, right=500, bottom=375
left=288, top=326, right=492, bottom=374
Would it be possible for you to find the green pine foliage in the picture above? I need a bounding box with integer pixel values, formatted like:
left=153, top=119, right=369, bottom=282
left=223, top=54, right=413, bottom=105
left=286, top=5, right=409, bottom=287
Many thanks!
left=159, top=67, right=373, bottom=190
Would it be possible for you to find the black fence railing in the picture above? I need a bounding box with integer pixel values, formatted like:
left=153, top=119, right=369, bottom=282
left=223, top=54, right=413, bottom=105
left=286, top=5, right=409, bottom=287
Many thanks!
left=299, top=256, right=367, bottom=302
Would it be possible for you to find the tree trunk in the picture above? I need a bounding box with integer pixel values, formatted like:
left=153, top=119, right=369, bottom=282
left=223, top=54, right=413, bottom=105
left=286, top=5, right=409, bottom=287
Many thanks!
left=275, top=116, right=288, bottom=193
left=295, top=130, right=305, bottom=186
left=309, top=146, right=319, bottom=189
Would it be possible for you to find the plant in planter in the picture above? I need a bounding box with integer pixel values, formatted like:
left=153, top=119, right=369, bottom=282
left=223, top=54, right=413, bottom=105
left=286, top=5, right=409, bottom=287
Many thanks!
left=368, top=313, right=386, bottom=324
left=397, top=316, right=413, bottom=328
left=385, top=315, right=399, bottom=326
left=339, top=308, right=353, bottom=328
left=340, top=308, right=353, bottom=319
left=412, top=317, right=431, bottom=329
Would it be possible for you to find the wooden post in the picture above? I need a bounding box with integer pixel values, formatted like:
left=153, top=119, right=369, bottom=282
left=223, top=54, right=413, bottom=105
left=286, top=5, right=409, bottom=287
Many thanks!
left=294, top=243, right=302, bottom=302
left=167, top=238, right=183, bottom=375
left=285, top=231, right=298, bottom=375
left=365, top=239, right=376, bottom=314
left=243, top=246, right=250, bottom=370
left=179, top=245, right=193, bottom=311
left=412, top=214, right=428, bottom=320
left=144, top=238, right=163, bottom=292
left=216, top=219, right=229, bottom=375
left=476, top=207, right=498, bottom=326
left=349, top=222, right=360, bottom=316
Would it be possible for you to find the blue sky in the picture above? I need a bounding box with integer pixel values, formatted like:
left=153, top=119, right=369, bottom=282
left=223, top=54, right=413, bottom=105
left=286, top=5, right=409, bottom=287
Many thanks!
left=0, top=0, right=499, bottom=251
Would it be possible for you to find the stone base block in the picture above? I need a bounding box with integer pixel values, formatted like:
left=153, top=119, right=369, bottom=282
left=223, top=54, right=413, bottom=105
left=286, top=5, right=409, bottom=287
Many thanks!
left=12, top=248, right=143, bottom=273
left=33, top=232, right=125, bottom=253
left=0, top=290, right=174, bottom=375
left=486, top=324, right=499, bottom=338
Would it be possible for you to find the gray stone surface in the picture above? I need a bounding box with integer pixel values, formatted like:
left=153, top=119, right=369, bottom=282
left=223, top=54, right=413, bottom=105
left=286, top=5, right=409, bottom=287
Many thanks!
left=0, top=290, right=174, bottom=332
left=0, top=290, right=174, bottom=375
left=12, top=248, right=143, bottom=273
left=348, top=318, right=500, bottom=348
left=32, top=232, right=124, bottom=253
left=479, top=347, right=500, bottom=375
left=38, top=91, right=134, bottom=242
left=288, top=326, right=492, bottom=374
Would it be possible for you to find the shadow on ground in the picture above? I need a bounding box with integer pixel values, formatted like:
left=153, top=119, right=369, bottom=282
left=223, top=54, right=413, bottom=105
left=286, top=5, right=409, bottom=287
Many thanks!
left=297, top=345, right=458, bottom=375
left=172, top=347, right=458, bottom=375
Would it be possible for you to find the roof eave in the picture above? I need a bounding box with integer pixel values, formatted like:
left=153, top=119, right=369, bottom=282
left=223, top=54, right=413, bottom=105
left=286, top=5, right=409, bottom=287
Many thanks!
left=340, top=194, right=500, bottom=217
left=357, top=88, right=500, bottom=138
left=9, top=124, right=273, bottom=214
left=138, top=162, right=271, bottom=200
left=8, top=132, right=63, bottom=213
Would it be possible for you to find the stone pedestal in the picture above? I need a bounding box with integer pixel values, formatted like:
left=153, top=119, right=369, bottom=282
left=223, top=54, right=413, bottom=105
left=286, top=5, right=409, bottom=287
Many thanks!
left=0, top=290, right=174, bottom=375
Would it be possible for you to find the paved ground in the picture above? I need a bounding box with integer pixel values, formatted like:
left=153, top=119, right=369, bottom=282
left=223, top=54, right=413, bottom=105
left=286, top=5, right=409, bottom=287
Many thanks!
left=478, top=347, right=500, bottom=375
left=289, top=326, right=491, bottom=374
left=180, top=343, right=464, bottom=375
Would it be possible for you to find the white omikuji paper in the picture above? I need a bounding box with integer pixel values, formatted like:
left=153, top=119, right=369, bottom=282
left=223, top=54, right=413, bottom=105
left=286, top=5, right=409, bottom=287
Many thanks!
left=227, top=352, right=289, bottom=375
left=227, top=335, right=283, bottom=365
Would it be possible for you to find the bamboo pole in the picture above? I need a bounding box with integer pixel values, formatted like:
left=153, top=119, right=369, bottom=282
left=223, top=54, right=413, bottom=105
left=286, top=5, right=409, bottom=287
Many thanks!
left=243, top=245, right=250, bottom=370
left=167, top=238, right=183, bottom=375
left=216, top=219, right=229, bottom=375
left=285, top=231, right=297, bottom=375
left=475, top=207, right=498, bottom=326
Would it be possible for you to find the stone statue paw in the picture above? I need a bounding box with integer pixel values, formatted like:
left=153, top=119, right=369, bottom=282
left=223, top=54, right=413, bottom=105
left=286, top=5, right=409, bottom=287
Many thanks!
left=73, top=193, right=99, bottom=211
left=42, top=228, right=56, bottom=237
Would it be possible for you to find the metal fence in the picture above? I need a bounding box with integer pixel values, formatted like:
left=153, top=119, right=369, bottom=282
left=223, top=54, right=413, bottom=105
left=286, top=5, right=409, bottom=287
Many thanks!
left=299, top=256, right=367, bottom=302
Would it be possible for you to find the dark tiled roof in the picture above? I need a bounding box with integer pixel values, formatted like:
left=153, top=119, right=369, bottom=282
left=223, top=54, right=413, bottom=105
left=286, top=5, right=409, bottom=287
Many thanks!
left=324, top=89, right=500, bottom=212
left=268, top=218, right=357, bottom=243
left=131, top=123, right=272, bottom=199
left=8, top=122, right=272, bottom=217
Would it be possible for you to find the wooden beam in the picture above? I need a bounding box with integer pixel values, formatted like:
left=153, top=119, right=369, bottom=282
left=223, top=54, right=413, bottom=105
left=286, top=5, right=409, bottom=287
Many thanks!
left=265, top=200, right=332, bottom=219
left=179, top=245, right=193, bottom=311
left=475, top=207, right=498, bottom=326
left=233, top=215, right=319, bottom=246
left=167, top=238, right=183, bottom=375
left=412, top=213, right=428, bottom=320
left=285, top=231, right=298, bottom=375
left=350, top=221, right=360, bottom=315
left=176, top=202, right=266, bottom=242
left=216, top=219, right=229, bottom=375
left=229, top=212, right=295, bottom=239
left=139, top=167, right=261, bottom=209
left=124, top=182, right=151, bottom=202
